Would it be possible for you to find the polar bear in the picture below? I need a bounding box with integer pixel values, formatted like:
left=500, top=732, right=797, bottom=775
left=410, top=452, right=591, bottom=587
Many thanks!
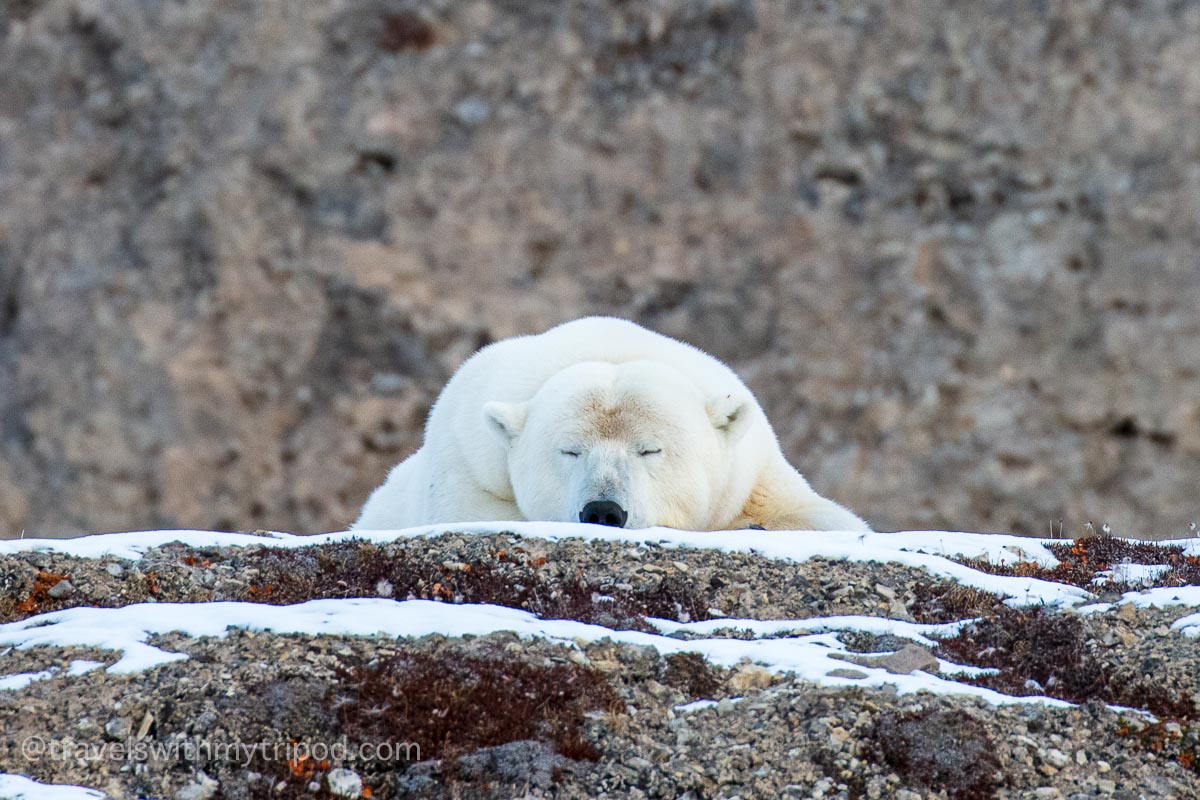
left=352, top=317, right=869, bottom=532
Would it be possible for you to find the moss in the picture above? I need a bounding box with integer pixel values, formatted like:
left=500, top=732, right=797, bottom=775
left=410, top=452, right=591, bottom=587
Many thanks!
left=864, top=708, right=1003, bottom=799
left=1, top=537, right=714, bottom=629
left=377, top=11, right=436, bottom=53
left=330, top=646, right=622, bottom=763
left=934, top=606, right=1197, bottom=721
left=955, top=536, right=1200, bottom=592
left=14, top=571, right=71, bottom=615
left=908, top=581, right=1004, bottom=624
left=219, top=640, right=622, bottom=799
left=238, top=539, right=710, bottom=630
left=661, top=651, right=724, bottom=700
left=1115, top=720, right=1200, bottom=777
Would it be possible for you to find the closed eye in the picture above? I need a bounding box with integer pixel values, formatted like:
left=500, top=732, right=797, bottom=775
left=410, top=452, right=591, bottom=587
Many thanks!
left=560, top=449, right=580, bottom=457
left=638, top=448, right=662, bottom=456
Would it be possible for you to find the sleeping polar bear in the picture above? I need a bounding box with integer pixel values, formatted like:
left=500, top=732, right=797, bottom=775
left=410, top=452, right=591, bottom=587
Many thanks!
left=353, top=317, right=869, bottom=532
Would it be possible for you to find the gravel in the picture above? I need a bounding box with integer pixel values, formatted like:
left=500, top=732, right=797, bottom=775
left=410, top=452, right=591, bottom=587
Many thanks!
left=1, top=531, right=1198, bottom=798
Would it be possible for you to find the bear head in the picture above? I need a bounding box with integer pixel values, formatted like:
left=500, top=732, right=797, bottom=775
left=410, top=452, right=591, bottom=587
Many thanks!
left=482, top=360, right=753, bottom=529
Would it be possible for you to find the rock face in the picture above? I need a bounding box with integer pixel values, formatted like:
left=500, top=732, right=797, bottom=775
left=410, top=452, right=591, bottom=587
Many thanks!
left=1, top=0, right=1198, bottom=537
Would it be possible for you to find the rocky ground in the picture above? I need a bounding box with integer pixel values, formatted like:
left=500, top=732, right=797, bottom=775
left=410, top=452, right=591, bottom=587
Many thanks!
left=3, top=0, right=1200, bottom=539
left=2, top=529, right=1199, bottom=799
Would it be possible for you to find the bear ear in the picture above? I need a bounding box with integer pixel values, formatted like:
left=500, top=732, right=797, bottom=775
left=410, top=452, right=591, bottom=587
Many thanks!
left=483, top=400, right=529, bottom=443
left=707, top=393, right=753, bottom=443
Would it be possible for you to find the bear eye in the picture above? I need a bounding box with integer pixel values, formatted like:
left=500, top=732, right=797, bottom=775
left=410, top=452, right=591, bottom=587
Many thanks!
left=560, top=449, right=581, bottom=458
left=638, top=448, right=662, bottom=457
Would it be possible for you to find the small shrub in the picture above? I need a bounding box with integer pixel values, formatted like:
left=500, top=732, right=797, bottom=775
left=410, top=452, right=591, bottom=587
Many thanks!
left=661, top=651, right=723, bottom=700
left=15, top=571, right=70, bottom=614
left=331, top=647, right=623, bottom=762
left=240, top=540, right=710, bottom=630
left=935, top=606, right=1196, bottom=720
left=865, top=708, right=1002, bottom=799
left=908, top=582, right=1004, bottom=623
left=956, top=536, right=1200, bottom=591
left=1115, top=720, right=1200, bottom=776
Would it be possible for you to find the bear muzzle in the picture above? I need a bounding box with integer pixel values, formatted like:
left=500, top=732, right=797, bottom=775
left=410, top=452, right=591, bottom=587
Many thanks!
left=579, top=500, right=628, bottom=528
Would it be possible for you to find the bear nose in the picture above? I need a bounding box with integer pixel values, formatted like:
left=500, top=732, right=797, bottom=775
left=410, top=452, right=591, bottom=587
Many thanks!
left=579, top=500, right=628, bottom=528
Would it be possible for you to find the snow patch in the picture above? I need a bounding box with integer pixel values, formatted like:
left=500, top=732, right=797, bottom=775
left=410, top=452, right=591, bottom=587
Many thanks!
left=1172, top=613, right=1200, bottom=637
left=0, top=659, right=107, bottom=691
left=674, top=698, right=738, bottom=713
left=1091, top=563, right=1173, bottom=587
left=646, top=615, right=967, bottom=648
left=1080, top=585, right=1200, bottom=617
left=936, top=660, right=1000, bottom=678
left=0, top=669, right=56, bottom=691
left=0, top=774, right=105, bottom=800
left=0, top=598, right=1068, bottom=708
left=66, top=659, right=105, bottom=676
left=1115, top=585, right=1200, bottom=609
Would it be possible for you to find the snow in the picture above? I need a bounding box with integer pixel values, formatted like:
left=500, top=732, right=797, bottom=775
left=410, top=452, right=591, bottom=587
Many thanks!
left=674, top=698, right=741, bottom=714
left=1172, top=614, right=1200, bottom=637
left=1115, top=585, right=1200, bottom=609
left=1091, top=563, right=1173, bottom=587
left=0, top=774, right=104, bottom=800
left=0, top=529, right=290, bottom=560
left=66, top=660, right=104, bottom=676
left=646, top=615, right=967, bottom=648
left=0, top=597, right=1066, bottom=709
left=936, top=660, right=999, bottom=678
left=0, top=523, right=1113, bottom=607
left=0, top=670, right=56, bottom=691
left=1079, top=585, right=1200, bottom=617
left=674, top=699, right=721, bottom=713
left=1103, top=585, right=1200, bottom=637
left=0, top=661, right=103, bottom=692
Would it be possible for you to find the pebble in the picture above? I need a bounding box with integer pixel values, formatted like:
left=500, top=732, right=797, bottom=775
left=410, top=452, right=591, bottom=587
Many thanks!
left=104, top=716, right=131, bottom=741
left=846, top=644, right=939, bottom=675
left=176, top=774, right=217, bottom=800
left=826, top=668, right=868, bottom=680
left=47, top=579, right=74, bottom=599
left=325, top=768, right=363, bottom=798
left=728, top=664, right=773, bottom=691
left=452, top=97, right=491, bottom=127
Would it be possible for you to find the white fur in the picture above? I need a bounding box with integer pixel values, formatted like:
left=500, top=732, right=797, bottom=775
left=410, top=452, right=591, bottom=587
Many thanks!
left=353, top=317, right=869, bottom=532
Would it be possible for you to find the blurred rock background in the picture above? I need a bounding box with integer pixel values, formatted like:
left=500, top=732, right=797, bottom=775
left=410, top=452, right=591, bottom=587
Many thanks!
left=0, top=0, right=1197, bottom=538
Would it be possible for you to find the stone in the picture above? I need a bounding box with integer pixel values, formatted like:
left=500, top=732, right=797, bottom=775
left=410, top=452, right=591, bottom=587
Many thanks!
left=46, top=579, right=74, bottom=599
left=325, top=768, right=363, bottom=798
left=844, top=645, right=940, bottom=675
left=728, top=664, right=774, bottom=692
left=1043, top=748, right=1070, bottom=769
left=103, top=716, right=131, bottom=741
left=176, top=774, right=218, bottom=800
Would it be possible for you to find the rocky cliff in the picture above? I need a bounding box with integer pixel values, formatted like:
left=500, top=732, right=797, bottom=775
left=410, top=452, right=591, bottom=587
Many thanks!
left=1, top=0, right=1199, bottom=538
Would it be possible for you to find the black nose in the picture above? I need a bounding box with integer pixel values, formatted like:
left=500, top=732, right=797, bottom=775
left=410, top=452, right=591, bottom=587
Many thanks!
left=579, top=500, right=628, bottom=528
